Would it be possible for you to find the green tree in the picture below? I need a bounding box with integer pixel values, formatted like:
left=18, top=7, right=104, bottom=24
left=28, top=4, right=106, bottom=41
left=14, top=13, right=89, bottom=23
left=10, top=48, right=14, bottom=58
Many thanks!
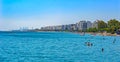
left=98, top=20, right=107, bottom=32
left=119, top=22, right=120, bottom=28
left=108, top=19, right=120, bottom=34
left=98, top=20, right=107, bottom=28
left=87, top=28, right=98, bottom=32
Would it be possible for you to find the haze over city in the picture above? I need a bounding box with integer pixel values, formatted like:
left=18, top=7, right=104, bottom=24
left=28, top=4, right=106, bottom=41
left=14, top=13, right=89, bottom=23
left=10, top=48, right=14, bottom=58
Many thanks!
left=0, top=0, right=120, bottom=30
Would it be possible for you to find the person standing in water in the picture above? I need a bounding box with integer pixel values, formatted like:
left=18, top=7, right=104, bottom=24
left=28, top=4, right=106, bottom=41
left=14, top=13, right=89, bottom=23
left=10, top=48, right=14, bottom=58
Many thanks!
left=113, top=38, right=116, bottom=43
left=102, top=48, right=104, bottom=52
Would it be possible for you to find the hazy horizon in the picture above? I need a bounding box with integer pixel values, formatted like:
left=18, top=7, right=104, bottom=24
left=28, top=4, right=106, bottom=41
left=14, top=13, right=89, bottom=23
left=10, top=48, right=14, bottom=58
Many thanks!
left=0, top=0, right=120, bottom=31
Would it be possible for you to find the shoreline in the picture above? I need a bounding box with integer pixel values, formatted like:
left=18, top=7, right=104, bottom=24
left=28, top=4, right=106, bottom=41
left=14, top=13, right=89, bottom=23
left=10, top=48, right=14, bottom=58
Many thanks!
left=74, top=32, right=118, bottom=36
left=2, top=30, right=119, bottom=36
left=35, top=30, right=120, bottom=36
left=36, top=31, right=119, bottom=36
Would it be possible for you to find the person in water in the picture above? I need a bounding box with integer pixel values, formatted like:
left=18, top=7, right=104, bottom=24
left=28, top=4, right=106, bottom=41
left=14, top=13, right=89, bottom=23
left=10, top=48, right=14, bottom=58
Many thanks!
left=85, top=42, right=93, bottom=46
left=103, top=37, right=105, bottom=40
left=102, top=48, right=104, bottom=52
left=91, top=43, right=93, bottom=46
left=113, top=39, right=116, bottom=43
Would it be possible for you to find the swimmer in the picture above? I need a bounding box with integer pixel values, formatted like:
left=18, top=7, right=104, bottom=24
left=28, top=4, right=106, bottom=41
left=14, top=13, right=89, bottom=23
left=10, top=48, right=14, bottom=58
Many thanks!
left=85, top=42, right=93, bottom=46
left=102, top=48, right=104, bottom=52
left=103, top=38, right=105, bottom=40
left=113, top=39, right=116, bottom=43
left=87, top=42, right=91, bottom=46
left=91, top=43, right=93, bottom=46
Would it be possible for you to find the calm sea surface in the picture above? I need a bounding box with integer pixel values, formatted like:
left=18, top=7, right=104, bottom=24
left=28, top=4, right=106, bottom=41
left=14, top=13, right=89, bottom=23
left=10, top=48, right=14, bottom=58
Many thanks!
left=0, top=32, right=120, bottom=62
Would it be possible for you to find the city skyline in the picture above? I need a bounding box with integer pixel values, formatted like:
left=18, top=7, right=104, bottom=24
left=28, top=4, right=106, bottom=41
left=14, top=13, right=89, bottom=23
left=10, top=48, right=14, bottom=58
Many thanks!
left=40, top=20, right=98, bottom=31
left=0, top=0, right=120, bottom=31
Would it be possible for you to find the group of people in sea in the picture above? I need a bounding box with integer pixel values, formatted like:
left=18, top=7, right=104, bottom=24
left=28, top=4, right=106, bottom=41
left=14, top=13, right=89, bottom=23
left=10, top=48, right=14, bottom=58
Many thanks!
left=84, top=37, right=116, bottom=52
left=85, top=42, right=93, bottom=46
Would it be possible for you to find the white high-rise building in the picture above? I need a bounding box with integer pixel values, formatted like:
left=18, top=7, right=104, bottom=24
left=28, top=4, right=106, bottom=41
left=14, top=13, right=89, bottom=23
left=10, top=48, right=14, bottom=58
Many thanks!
left=76, top=21, right=87, bottom=31
left=87, top=21, right=92, bottom=29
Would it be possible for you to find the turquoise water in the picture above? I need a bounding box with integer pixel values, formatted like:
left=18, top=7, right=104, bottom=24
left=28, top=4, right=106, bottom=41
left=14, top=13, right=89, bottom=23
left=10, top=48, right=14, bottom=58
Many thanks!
left=0, top=32, right=120, bottom=62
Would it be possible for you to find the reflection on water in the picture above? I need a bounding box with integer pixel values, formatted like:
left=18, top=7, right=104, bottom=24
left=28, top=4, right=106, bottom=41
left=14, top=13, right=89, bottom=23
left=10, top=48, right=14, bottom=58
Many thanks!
left=0, top=32, right=120, bottom=62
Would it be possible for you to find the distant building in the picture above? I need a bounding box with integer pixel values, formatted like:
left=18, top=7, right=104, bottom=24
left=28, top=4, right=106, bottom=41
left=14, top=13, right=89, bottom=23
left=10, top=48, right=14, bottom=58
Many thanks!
left=55, top=25, right=62, bottom=31
left=76, top=21, right=87, bottom=31
left=41, top=26, right=52, bottom=31
left=92, top=21, right=98, bottom=28
left=71, top=24, right=77, bottom=31
left=62, top=25, right=69, bottom=31
left=68, top=24, right=77, bottom=31
left=40, top=20, right=98, bottom=32
left=87, top=21, right=92, bottom=29
left=67, top=24, right=71, bottom=31
left=19, top=27, right=29, bottom=31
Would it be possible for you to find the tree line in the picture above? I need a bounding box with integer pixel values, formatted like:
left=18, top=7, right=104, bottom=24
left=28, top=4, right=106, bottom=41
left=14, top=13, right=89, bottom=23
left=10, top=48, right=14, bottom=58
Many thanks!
left=87, top=19, right=120, bottom=34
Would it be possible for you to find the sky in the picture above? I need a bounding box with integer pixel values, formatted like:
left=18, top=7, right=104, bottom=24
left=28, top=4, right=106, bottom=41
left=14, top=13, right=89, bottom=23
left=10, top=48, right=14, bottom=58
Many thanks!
left=0, top=0, right=120, bottom=30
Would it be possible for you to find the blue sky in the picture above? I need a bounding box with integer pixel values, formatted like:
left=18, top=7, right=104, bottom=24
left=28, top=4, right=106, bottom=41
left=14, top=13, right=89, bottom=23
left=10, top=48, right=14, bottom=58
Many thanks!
left=0, top=0, right=120, bottom=30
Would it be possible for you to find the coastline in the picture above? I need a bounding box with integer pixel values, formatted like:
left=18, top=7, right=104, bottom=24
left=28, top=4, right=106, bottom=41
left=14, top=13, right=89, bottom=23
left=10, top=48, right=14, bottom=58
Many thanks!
left=36, top=31, right=119, bottom=36
left=56, top=31, right=118, bottom=36
left=5, top=30, right=119, bottom=36
left=87, top=32, right=117, bottom=36
left=77, top=32, right=118, bottom=36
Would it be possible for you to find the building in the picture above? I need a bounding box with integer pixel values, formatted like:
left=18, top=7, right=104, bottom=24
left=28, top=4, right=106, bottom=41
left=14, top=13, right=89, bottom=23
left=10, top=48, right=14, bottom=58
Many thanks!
left=71, top=24, right=77, bottom=31
left=67, top=24, right=77, bottom=31
left=92, top=21, right=98, bottom=28
left=55, top=25, right=62, bottom=31
left=87, top=21, right=92, bottom=29
left=76, top=21, right=87, bottom=31
left=40, top=20, right=98, bottom=32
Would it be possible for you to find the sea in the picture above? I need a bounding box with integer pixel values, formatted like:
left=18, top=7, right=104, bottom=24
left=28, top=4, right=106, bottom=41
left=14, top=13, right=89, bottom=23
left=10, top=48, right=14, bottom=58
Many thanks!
left=0, top=31, right=120, bottom=62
